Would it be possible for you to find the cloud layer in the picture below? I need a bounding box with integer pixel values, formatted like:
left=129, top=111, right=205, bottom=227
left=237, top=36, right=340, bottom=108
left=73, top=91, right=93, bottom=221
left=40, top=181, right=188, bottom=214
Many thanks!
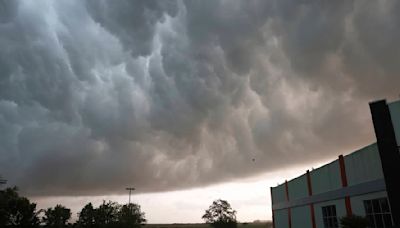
left=0, top=0, right=399, bottom=196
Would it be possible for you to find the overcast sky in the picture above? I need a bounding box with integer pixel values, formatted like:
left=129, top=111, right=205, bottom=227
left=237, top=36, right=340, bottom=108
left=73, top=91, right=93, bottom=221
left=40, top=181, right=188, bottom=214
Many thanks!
left=1, top=0, right=399, bottom=223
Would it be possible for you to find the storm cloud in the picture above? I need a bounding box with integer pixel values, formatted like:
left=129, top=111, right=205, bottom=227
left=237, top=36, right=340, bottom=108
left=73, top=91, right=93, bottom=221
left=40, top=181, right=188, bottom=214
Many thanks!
left=0, top=0, right=399, bottom=196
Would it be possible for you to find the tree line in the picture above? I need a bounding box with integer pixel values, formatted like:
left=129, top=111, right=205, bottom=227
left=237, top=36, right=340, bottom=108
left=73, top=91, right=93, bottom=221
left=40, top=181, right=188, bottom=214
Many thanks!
left=1, top=185, right=246, bottom=228
left=0, top=186, right=146, bottom=228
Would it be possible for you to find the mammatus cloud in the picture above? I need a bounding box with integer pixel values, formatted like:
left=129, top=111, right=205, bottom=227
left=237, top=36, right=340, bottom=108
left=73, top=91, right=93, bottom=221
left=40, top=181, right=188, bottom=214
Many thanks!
left=0, top=0, right=399, bottom=196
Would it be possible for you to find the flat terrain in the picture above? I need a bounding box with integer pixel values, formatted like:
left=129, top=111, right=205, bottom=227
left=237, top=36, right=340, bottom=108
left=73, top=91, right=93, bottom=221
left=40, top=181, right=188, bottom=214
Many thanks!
left=146, top=222, right=273, bottom=228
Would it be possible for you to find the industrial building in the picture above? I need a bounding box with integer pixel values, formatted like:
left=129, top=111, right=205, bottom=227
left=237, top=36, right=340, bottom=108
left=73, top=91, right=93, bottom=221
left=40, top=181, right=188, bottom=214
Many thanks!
left=270, top=99, right=400, bottom=228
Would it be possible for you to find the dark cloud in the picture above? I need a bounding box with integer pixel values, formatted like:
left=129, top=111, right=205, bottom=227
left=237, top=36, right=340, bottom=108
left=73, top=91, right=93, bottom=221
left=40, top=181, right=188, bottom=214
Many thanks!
left=0, top=0, right=398, bottom=196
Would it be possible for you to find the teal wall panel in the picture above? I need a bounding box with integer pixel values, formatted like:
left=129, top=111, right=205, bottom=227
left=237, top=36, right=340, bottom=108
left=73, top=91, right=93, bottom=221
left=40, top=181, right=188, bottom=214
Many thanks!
left=311, top=160, right=341, bottom=194
left=292, top=205, right=312, bottom=228
left=272, top=184, right=287, bottom=204
left=288, top=174, right=308, bottom=201
left=344, top=143, right=384, bottom=186
left=274, top=209, right=289, bottom=228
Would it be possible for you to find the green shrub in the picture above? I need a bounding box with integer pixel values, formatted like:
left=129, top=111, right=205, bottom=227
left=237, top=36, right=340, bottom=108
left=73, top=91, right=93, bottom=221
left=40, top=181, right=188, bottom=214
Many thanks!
left=340, top=215, right=369, bottom=228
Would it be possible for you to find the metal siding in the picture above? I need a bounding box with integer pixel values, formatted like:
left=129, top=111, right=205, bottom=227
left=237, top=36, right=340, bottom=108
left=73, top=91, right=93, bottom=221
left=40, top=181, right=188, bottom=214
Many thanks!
left=291, top=205, right=312, bottom=228
left=272, top=179, right=386, bottom=210
left=314, top=199, right=346, bottom=228
left=288, top=174, right=308, bottom=201
left=273, top=184, right=287, bottom=204
left=388, top=100, right=400, bottom=146
left=311, top=160, right=342, bottom=195
left=344, top=143, right=384, bottom=186
left=275, top=209, right=289, bottom=228
left=350, top=191, right=388, bottom=217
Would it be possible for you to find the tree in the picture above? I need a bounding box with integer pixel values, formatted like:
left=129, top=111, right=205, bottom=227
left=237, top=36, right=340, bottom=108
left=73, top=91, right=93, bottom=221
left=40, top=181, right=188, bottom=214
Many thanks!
left=76, top=201, right=146, bottom=228
left=117, top=203, right=147, bottom=228
left=0, top=186, right=40, bottom=227
left=202, top=199, right=237, bottom=228
left=340, top=215, right=369, bottom=228
left=93, top=200, right=119, bottom=227
left=42, top=204, right=71, bottom=228
left=77, top=203, right=96, bottom=228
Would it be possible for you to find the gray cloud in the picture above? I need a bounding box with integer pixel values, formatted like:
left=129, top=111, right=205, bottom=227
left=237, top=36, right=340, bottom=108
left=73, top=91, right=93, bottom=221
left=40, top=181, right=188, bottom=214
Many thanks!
left=0, top=0, right=398, bottom=196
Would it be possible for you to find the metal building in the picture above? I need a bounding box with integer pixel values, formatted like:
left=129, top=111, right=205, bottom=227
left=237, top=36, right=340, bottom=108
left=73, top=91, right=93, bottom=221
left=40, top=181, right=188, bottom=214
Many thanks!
left=270, top=99, right=400, bottom=228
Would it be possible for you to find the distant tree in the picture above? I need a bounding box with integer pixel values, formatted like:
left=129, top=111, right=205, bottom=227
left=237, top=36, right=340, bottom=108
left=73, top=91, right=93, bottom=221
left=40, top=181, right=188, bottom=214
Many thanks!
left=93, top=200, right=119, bottom=227
left=117, top=203, right=147, bottom=228
left=202, top=199, right=237, bottom=228
left=0, top=186, right=40, bottom=227
left=42, top=204, right=71, bottom=228
left=340, top=215, right=369, bottom=228
left=77, top=203, right=96, bottom=228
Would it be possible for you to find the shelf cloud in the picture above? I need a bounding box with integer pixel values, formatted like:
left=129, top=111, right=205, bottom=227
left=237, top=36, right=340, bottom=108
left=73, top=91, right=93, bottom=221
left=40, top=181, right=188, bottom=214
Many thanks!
left=0, top=0, right=399, bottom=196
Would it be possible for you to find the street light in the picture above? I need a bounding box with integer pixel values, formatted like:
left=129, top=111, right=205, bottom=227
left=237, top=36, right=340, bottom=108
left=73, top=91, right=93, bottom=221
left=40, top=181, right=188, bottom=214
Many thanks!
left=126, top=187, right=135, bottom=205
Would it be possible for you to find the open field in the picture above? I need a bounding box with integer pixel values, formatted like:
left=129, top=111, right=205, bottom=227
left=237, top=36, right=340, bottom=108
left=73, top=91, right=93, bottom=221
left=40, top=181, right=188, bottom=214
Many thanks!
left=145, top=222, right=273, bottom=228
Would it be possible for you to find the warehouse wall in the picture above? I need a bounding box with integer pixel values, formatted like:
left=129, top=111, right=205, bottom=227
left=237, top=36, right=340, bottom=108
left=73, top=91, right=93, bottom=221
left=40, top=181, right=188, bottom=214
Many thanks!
left=288, top=174, right=308, bottom=200
left=291, top=205, right=312, bottom=228
left=274, top=209, right=289, bottom=228
left=350, top=191, right=388, bottom=217
left=272, top=184, right=287, bottom=204
left=314, top=199, right=346, bottom=228
left=344, top=143, right=384, bottom=186
left=310, top=160, right=341, bottom=194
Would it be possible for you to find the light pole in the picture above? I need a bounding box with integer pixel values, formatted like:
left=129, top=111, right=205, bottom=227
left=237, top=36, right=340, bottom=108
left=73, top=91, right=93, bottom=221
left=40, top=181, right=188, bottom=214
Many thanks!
left=0, top=176, right=6, bottom=187
left=126, top=187, right=135, bottom=205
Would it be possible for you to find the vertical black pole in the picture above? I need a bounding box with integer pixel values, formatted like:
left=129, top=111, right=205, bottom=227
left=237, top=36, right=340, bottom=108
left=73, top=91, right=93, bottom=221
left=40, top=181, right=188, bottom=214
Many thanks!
left=370, top=100, right=400, bottom=226
left=129, top=189, right=131, bottom=205
left=126, top=187, right=135, bottom=205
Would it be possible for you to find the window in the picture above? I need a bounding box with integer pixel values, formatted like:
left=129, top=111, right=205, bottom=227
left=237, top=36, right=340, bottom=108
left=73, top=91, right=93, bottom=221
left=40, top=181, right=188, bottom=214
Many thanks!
left=364, top=198, right=393, bottom=228
left=322, top=205, right=339, bottom=228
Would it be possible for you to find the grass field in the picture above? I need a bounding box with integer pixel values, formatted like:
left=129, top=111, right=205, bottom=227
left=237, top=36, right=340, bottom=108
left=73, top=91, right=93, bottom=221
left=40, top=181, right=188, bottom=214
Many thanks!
left=145, top=222, right=273, bottom=228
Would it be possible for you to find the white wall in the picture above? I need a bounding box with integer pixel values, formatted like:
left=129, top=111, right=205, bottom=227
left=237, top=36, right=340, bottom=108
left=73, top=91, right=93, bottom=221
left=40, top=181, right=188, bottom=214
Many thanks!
left=311, top=160, right=342, bottom=194
left=344, top=143, right=384, bottom=186
left=314, top=199, right=346, bottom=228
left=350, top=191, right=388, bottom=217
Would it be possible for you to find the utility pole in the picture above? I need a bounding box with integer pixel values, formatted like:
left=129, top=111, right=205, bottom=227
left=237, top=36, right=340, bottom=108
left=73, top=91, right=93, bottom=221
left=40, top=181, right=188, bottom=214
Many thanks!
left=0, top=176, right=6, bottom=187
left=126, top=187, right=135, bottom=205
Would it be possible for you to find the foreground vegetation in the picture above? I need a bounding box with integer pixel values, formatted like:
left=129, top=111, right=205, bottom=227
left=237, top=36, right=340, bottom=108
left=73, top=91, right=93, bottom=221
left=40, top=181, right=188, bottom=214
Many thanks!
left=1, top=186, right=272, bottom=228
left=0, top=187, right=146, bottom=227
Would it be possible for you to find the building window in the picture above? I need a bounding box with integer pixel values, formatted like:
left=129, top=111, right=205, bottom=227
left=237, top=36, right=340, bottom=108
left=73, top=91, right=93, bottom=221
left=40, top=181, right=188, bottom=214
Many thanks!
left=322, top=205, right=339, bottom=228
left=364, top=198, right=393, bottom=228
